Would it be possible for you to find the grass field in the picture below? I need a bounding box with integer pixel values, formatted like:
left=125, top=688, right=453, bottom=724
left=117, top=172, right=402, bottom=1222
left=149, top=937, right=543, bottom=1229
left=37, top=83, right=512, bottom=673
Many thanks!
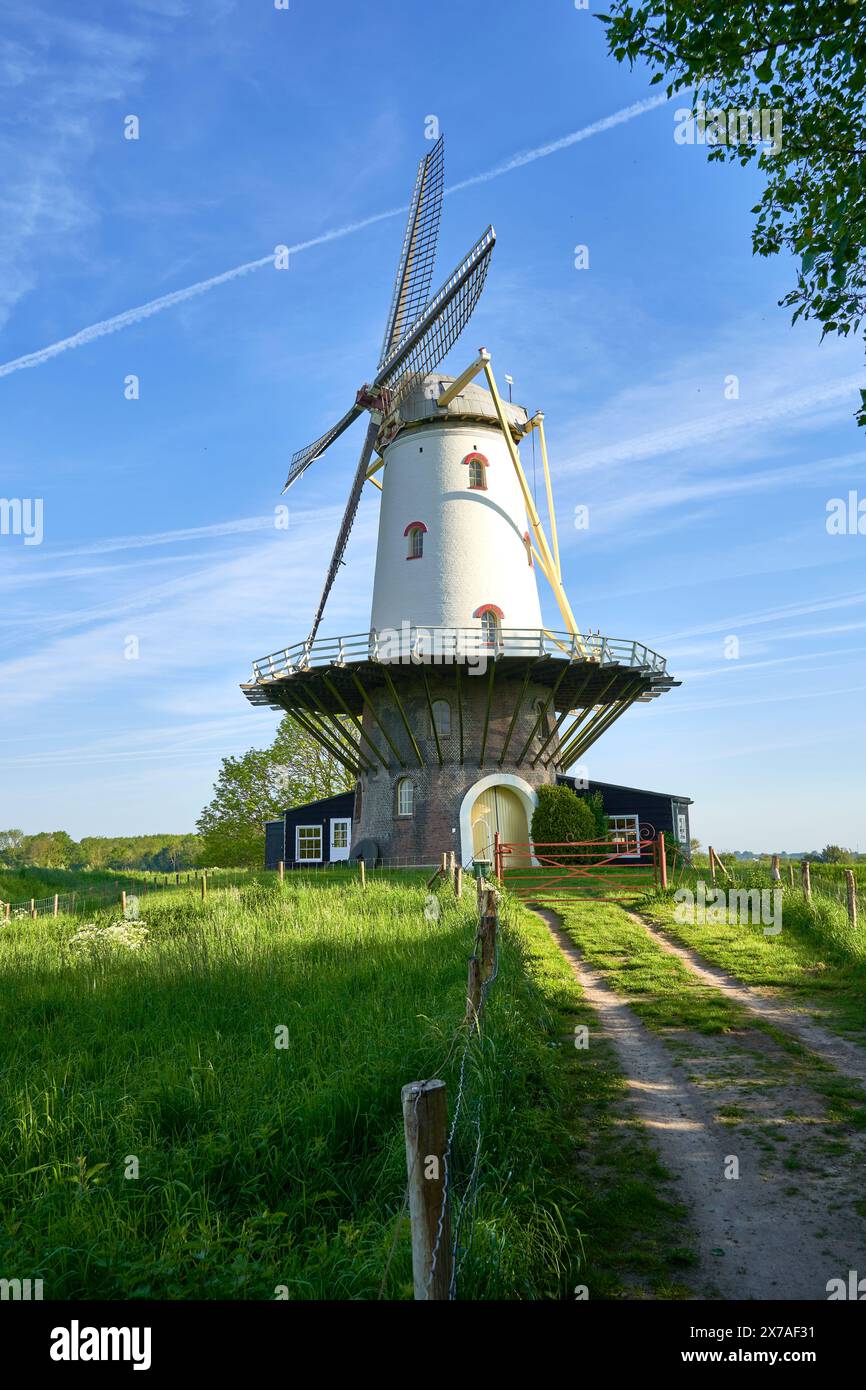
left=0, top=870, right=697, bottom=1300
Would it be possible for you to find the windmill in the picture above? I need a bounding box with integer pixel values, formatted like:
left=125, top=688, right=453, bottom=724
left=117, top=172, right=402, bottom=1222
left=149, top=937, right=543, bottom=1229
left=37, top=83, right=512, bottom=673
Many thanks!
left=243, top=136, right=678, bottom=870
left=283, top=135, right=495, bottom=646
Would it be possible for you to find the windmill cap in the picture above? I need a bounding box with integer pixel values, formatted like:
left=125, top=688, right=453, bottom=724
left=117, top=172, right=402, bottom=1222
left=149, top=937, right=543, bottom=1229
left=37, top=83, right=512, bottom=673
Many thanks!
left=394, top=372, right=529, bottom=435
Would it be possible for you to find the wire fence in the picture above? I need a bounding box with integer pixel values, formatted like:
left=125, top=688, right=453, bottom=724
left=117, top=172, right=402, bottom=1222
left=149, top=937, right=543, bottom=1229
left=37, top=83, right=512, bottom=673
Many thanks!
left=384, top=856, right=501, bottom=1301
left=0, top=869, right=260, bottom=921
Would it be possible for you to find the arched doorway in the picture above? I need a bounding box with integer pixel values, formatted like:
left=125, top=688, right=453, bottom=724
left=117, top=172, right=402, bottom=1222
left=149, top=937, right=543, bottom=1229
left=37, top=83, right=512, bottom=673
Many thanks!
left=465, top=780, right=533, bottom=868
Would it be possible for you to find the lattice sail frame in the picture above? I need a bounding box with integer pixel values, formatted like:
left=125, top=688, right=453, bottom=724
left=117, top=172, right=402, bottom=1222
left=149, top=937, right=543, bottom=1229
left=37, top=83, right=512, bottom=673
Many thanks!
left=378, top=134, right=444, bottom=369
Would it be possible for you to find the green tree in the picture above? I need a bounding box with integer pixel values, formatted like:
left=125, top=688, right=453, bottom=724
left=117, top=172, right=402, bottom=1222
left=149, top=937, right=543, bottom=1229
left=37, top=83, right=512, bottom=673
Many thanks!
left=531, top=785, right=599, bottom=864
left=21, top=830, right=79, bottom=868
left=821, top=844, right=852, bottom=862
left=598, top=2, right=866, bottom=425
left=0, top=829, right=25, bottom=868
left=197, top=715, right=355, bottom=866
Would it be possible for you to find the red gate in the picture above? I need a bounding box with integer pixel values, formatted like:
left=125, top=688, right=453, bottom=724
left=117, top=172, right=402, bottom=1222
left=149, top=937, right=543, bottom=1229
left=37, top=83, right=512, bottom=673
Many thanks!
left=492, top=826, right=668, bottom=899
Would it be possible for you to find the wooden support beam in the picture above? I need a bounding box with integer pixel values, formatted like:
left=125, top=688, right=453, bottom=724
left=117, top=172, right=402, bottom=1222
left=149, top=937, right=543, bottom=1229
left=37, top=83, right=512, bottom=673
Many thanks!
left=478, top=658, right=496, bottom=767
left=498, top=665, right=533, bottom=767
left=322, top=673, right=390, bottom=769
left=420, top=668, right=443, bottom=767
left=289, top=702, right=365, bottom=777
left=383, top=668, right=425, bottom=767
left=554, top=675, right=641, bottom=767
left=514, top=661, right=571, bottom=765
left=532, top=668, right=596, bottom=767
left=349, top=671, right=408, bottom=768
left=291, top=685, right=370, bottom=773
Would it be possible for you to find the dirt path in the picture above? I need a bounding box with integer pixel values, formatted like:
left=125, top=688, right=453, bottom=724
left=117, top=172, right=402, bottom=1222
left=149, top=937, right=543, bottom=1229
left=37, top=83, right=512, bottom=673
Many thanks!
left=626, top=907, right=866, bottom=1088
left=532, top=905, right=866, bottom=1301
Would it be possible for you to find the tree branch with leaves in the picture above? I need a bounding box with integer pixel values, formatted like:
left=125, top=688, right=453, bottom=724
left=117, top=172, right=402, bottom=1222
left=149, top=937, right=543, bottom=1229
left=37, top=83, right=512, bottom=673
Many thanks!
left=598, top=1, right=866, bottom=423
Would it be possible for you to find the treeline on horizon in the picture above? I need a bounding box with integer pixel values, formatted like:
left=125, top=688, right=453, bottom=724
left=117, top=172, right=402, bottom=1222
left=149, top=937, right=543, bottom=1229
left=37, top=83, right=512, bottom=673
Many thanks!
left=0, top=829, right=200, bottom=873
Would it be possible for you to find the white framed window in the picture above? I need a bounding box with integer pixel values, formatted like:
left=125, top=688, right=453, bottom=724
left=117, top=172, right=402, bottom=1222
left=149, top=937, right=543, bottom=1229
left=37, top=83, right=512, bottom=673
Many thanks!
left=475, top=607, right=502, bottom=645
left=404, top=521, right=427, bottom=559
left=468, top=457, right=486, bottom=489
left=431, top=699, right=451, bottom=736
left=608, top=815, right=640, bottom=858
left=296, top=825, right=323, bottom=862
left=396, top=777, right=414, bottom=817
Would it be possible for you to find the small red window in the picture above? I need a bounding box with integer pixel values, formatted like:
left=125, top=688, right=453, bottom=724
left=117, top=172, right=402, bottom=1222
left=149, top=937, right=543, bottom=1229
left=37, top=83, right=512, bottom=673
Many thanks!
left=463, top=451, right=488, bottom=490
left=474, top=603, right=504, bottom=646
left=404, top=521, right=427, bottom=559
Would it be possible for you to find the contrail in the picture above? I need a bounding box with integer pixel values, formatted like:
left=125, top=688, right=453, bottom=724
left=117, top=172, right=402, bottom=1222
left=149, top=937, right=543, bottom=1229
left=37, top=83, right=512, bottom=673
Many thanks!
left=0, top=95, right=669, bottom=379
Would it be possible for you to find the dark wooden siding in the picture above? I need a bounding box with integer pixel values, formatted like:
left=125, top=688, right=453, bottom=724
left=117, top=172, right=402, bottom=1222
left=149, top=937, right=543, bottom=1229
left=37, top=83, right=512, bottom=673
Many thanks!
left=281, top=792, right=355, bottom=867
left=264, top=819, right=286, bottom=871
left=556, top=777, right=693, bottom=867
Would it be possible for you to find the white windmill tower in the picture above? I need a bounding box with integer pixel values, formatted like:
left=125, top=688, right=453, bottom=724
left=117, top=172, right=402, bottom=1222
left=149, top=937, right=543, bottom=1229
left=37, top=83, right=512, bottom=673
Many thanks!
left=243, top=137, right=676, bottom=867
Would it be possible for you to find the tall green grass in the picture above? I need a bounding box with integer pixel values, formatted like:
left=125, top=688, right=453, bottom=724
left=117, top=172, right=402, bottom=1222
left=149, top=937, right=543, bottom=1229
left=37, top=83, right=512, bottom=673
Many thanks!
left=0, top=875, right=582, bottom=1299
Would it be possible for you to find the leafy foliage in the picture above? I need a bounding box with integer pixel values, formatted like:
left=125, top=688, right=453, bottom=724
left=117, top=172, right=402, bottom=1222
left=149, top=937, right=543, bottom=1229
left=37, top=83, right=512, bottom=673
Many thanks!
left=196, top=714, right=355, bottom=866
left=598, top=1, right=866, bottom=424
left=531, top=784, right=601, bottom=862
left=0, top=830, right=199, bottom=872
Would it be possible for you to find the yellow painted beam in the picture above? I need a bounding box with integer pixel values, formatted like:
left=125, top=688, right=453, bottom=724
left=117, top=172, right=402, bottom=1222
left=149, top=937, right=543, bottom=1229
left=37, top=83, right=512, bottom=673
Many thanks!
left=435, top=349, right=490, bottom=408
left=536, top=415, right=561, bottom=583
left=481, top=359, right=585, bottom=652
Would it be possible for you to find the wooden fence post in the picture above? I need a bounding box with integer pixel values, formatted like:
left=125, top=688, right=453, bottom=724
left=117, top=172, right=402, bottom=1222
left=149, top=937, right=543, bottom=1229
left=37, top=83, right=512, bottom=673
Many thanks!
left=494, top=832, right=502, bottom=884
left=359, top=860, right=366, bottom=888
left=441, top=852, right=447, bottom=874
left=401, top=1079, right=451, bottom=1301
left=201, top=873, right=207, bottom=902
left=846, top=869, right=857, bottom=930
left=478, top=890, right=497, bottom=978
left=30, top=898, right=36, bottom=919
left=279, top=860, right=285, bottom=882
left=801, top=860, right=811, bottom=902
left=53, top=894, right=59, bottom=918
left=454, top=864, right=462, bottom=898
left=771, top=854, right=781, bottom=882
left=466, top=955, right=482, bottom=1028
left=121, top=890, right=127, bottom=914
left=4, top=901, right=9, bottom=922
left=788, top=862, right=795, bottom=888
left=658, top=833, right=668, bottom=891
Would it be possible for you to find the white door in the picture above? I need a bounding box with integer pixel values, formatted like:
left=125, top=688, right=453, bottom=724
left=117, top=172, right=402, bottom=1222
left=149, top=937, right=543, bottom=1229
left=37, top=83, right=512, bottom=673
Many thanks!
left=330, top=817, right=351, bottom=862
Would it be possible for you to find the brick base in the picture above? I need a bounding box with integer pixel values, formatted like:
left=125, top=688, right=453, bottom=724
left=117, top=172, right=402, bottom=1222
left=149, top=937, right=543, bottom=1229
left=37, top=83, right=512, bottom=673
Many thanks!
left=353, top=667, right=560, bottom=863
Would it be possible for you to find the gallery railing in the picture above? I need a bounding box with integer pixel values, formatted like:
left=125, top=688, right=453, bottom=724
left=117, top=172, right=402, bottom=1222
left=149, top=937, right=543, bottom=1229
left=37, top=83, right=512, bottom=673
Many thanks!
left=249, top=627, right=668, bottom=683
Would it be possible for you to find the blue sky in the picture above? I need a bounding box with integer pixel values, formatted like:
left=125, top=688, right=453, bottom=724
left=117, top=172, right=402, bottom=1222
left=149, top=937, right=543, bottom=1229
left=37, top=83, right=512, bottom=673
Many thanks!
left=1, top=0, right=863, bottom=852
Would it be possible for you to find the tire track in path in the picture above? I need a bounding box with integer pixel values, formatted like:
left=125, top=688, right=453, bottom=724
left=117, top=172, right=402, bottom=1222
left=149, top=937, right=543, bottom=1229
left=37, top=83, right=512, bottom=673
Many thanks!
left=532, top=904, right=866, bottom=1301
left=625, top=907, right=866, bottom=1089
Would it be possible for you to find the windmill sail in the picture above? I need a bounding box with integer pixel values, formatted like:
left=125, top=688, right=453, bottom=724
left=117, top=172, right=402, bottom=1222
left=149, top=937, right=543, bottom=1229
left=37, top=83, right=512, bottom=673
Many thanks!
left=304, top=227, right=496, bottom=645
left=282, top=402, right=364, bottom=493
left=377, top=134, right=444, bottom=369
left=374, top=225, right=495, bottom=408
